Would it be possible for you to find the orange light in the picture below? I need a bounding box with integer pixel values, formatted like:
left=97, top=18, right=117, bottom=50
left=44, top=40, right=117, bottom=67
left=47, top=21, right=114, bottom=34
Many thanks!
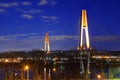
left=81, top=10, right=88, bottom=27
left=97, top=74, right=101, bottom=79
left=24, top=65, right=29, bottom=71
left=5, top=59, right=9, bottom=63
left=53, top=67, right=56, bottom=72
left=104, top=56, right=109, bottom=59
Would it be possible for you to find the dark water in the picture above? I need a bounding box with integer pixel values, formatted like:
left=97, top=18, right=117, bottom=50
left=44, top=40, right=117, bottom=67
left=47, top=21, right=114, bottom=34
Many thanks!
left=0, top=63, right=87, bottom=80
left=0, top=63, right=120, bottom=80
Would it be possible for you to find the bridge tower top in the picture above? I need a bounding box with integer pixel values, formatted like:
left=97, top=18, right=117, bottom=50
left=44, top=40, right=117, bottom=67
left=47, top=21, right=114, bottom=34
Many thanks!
left=44, top=32, right=50, bottom=54
left=80, top=10, right=90, bottom=50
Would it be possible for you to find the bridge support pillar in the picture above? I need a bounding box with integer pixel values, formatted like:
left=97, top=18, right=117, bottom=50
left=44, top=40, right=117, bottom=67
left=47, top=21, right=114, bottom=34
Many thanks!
left=80, top=50, right=90, bottom=80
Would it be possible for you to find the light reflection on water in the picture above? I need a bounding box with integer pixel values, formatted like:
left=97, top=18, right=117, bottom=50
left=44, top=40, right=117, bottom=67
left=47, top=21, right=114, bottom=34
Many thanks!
left=40, top=64, right=82, bottom=80
left=43, top=67, right=47, bottom=80
left=0, top=63, right=119, bottom=80
left=0, top=63, right=89, bottom=80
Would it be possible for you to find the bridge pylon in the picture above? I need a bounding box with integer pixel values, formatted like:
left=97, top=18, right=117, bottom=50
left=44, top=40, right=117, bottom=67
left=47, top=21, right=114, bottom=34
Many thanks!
left=44, top=32, right=50, bottom=54
left=79, top=10, right=91, bottom=80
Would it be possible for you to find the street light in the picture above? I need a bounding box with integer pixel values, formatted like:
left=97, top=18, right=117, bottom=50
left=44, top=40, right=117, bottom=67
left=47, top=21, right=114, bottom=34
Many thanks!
left=5, top=59, right=9, bottom=63
left=53, top=67, right=56, bottom=72
left=97, top=74, right=101, bottom=79
left=24, top=65, right=29, bottom=80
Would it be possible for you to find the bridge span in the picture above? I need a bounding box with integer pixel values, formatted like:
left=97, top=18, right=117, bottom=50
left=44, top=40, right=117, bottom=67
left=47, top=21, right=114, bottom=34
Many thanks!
left=0, top=50, right=119, bottom=80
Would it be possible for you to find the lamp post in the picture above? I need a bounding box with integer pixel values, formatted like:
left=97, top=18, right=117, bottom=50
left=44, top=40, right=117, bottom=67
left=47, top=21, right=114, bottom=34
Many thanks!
left=24, top=65, right=29, bottom=80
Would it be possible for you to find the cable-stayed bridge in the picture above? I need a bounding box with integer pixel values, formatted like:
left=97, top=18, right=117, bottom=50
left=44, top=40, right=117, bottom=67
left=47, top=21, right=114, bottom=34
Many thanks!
left=0, top=10, right=119, bottom=80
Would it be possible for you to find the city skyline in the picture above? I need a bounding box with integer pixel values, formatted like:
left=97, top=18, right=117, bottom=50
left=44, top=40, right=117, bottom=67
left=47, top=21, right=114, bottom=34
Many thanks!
left=0, top=0, right=120, bottom=52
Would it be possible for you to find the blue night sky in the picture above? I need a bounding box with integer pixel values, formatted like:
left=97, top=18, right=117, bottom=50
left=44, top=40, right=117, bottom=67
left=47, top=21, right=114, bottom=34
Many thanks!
left=0, top=0, right=120, bottom=52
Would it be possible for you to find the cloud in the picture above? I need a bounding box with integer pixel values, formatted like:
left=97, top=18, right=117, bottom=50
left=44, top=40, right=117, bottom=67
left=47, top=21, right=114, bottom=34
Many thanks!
left=41, top=16, right=58, bottom=23
left=89, top=36, right=120, bottom=50
left=50, top=35, right=77, bottom=41
left=39, top=0, right=56, bottom=6
left=0, top=39, right=43, bottom=52
left=0, top=35, right=15, bottom=41
left=16, top=8, right=42, bottom=14
left=39, top=0, right=48, bottom=6
left=0, top=8, right=5, bottom=13
left=0, top=2, right=19, bottom=8
left=0, top=33, right=77, bottom=41
left=0, top=2, right=32, bottom=8
left=0, top=2, right=33, bottom=16
left=16, top=8, right=42, bottom=19
left=91, top=36, right=120, bottom=41
left=21, top=14, right=34, bottom=20
left=21, top=2, right=32, bottom=6
left=0, top=33, right=119, bottom=42
left=0, top=34, right=78, bottom=52
left=0, top=33, right=41, bottom=41
left=0, top=34, right=120, bottom=52
left=2, top=34, right=117, bottom=43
